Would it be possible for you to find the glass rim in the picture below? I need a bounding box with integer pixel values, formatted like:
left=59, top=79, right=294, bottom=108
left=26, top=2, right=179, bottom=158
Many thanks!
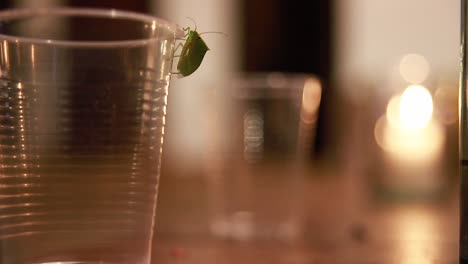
left=0, top=7, right=184, bottom=47
left=230, top=72, right=321, bottom=99
left=233, top=72, right=320, bottom=89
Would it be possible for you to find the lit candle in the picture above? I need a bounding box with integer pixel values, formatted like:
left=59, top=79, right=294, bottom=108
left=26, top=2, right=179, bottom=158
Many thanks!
left=374, top=85, right=445, bottom=194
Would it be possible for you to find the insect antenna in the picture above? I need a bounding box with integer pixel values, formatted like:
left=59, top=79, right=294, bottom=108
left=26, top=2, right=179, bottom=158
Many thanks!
left=185, top=17, right=198, bottom=31
left=199, top=31, right=228, bottom=37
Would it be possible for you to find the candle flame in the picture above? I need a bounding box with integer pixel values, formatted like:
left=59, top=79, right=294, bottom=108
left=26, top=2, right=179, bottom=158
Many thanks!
left=386, top=85, right=433, bottom=131
left=399, top=85, right=433, bottom=130
left=375, top=84, right=443, bottom=162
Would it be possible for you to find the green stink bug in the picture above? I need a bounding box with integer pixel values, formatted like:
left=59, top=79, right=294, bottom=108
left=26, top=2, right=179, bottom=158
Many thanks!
left=173, top=20, right=226, bottom=77
left=176, top=29, right=209, bottom=77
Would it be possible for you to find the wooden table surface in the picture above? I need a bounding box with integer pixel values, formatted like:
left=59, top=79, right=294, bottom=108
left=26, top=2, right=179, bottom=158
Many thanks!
left=151, top=163, right=460, bottom=264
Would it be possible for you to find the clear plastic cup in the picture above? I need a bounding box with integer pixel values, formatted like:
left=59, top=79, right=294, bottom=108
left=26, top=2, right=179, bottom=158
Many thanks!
left=0, top=7, right=182, bottom=264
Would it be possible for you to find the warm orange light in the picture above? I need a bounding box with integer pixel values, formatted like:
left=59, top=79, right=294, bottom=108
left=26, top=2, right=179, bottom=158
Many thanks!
left=399, top=85, right=433, bottom=130
left=385, top=85, right=433, bottom=130
left=385, top=94, right=401, bottom=127
left=300, top=78, right=321, bottom=124
left=375, top=85, right=443, bottom=163
left=392, top=209, right=441, bottom=264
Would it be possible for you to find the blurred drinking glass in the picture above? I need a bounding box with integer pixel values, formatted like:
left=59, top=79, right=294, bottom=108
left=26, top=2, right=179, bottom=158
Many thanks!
left=207, top=72, right=322, bottom=243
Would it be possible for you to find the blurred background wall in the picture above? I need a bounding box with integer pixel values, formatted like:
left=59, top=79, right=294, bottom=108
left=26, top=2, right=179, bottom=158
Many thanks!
left=335, top=0, right=459, bottom=101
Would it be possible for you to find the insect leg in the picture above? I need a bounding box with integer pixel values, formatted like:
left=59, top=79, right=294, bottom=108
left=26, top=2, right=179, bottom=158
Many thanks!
left=171, top=42, right=185, bottom=57
left=170, top=42, right=186, bottom=76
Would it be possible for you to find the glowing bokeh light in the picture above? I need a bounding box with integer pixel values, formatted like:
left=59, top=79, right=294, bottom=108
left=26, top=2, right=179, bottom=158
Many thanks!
left=300, top=78, right=322, bottom=124
left=386, top=94, right=401, bottom=127
left=399, top=53, right=430, bottom=84
left=375, top=85, right=443, bottom=163
left=374, top=116, right=444, bottom=163
left=399, top=85, right=433, bottom=130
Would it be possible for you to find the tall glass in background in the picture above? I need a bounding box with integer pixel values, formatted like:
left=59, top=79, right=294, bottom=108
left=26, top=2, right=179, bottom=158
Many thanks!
left=0, top=8, right=181, bottom=264
left=207, top=73, right=321, bottom=242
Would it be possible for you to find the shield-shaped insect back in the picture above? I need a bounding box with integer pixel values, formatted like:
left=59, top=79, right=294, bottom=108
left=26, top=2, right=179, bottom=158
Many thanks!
left=176, top=30, right=209, bottom=77
left=172, top=19, right=226, bottom=77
